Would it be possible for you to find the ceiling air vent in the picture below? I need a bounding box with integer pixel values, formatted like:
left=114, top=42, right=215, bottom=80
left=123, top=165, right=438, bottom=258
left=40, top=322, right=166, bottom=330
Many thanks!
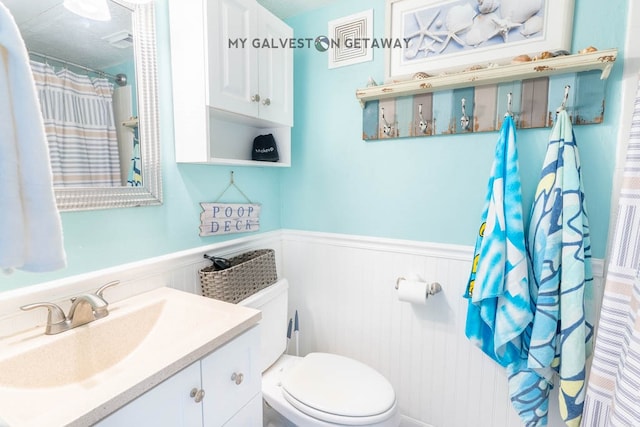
left=102, top=30, right=133, bottom=48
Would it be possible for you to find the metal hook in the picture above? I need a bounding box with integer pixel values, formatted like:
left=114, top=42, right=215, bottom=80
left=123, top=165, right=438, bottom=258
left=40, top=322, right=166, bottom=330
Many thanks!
left=505, top=92, right=513, bottom=118
left=460, top=98, right=470, bottom=130
left=557, top=85, right=570, bottom=113
left=381, top=107, right=392, bottom=136
left=418, top=104, right=429, bottom=134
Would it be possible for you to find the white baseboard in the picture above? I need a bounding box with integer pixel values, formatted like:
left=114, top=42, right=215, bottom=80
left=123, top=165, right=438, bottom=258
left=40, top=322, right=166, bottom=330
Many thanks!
left=400, top=415, right=435, bottom=427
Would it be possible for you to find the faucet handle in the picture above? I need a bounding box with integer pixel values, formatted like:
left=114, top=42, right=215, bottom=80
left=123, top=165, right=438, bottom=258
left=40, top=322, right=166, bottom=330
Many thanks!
left=96, top=280, right=120, bottom=300
left=20, top=303, right=68, bottom=334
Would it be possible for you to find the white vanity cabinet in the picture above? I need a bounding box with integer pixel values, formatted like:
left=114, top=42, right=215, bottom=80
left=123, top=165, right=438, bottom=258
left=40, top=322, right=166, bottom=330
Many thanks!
left=169, top=0, right=292, bottom=166
left=95, top=326, right=261, bottom=427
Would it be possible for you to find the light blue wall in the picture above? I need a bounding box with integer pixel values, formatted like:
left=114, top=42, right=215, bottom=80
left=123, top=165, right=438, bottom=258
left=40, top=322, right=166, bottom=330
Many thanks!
left=281, top=0, right=628, bottom=260
left=1, top=0, right=283, bottom=290
left=2, top=0, right=628, bottom=290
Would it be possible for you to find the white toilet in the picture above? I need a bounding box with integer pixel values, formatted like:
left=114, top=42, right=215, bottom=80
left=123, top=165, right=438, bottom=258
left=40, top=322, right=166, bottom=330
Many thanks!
left=240, top=279, right=400, bottom=427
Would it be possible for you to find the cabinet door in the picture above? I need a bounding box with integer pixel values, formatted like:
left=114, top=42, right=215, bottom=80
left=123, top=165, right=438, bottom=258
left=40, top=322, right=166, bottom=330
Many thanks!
left=94, top=362, right=202, bottom=427
left=208, top=0, right=259, bottom=117
left=201, top=326, right=262, bottom=426
left=257, top=6, right=293, bottom=126
left=169, top=0, right=209, bottom=162
left=223, top=394, right=263, bottom=426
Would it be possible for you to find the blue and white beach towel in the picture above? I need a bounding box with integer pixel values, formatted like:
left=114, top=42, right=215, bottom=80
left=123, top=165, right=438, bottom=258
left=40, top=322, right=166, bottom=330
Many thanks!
left=509, top=110, right=593, bottom=427
left=464, top=115, right=533, bottom=367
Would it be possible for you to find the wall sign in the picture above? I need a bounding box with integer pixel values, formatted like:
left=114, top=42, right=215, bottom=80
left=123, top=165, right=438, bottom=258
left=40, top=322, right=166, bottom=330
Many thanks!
left=199, top=203, right=261, bottom=236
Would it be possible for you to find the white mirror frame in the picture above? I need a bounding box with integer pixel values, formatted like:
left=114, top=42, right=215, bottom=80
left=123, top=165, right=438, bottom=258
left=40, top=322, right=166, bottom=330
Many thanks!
left=55, top=2, right=162, bottom=211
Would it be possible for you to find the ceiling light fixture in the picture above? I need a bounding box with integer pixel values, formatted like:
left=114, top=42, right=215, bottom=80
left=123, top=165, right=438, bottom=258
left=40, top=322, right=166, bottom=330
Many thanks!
left=63, top=0, right=111, bottom=21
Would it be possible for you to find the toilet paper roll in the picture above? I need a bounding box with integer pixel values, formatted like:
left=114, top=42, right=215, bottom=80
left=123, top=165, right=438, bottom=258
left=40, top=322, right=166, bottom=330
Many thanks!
left=396, top=279, right=428, bottom=305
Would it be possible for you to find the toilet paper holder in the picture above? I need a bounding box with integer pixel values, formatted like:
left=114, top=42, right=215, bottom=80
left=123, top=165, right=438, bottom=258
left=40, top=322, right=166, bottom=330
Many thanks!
left=395, top=277, right=442, bottom=296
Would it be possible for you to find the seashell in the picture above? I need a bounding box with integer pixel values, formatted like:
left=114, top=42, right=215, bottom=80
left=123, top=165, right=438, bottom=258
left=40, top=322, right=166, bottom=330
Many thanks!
left=465, top=12, right=500, bottom=46
left=444, top=3, right=476, bottom=32
left=477, top=0, right=500, bottom=14
left=500, top=0, right=543, bottom=24
left=536, top=51, right=553, bottom=60
left=404, top=37, right=420, bottom=59
left=520, top=15, right=543, bottom=37
left=413, top=72, right=430, bottom=79
left=366, top=76, right=378, bottom=87
left=463, top=64, right=486, bottom=72
left=511, top=54, right=532, bottom=64
left=579, top=46, right=598, bottom=54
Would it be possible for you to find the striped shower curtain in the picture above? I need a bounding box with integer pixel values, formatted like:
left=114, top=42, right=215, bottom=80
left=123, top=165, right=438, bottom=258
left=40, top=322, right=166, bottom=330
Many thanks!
left=30, top=60, right=121, bottom=187
left=581, top=77, right=640, bottom=426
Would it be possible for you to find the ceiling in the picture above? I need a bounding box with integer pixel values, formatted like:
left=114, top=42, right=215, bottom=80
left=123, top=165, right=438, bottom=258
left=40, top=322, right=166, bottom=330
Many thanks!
left=257, top=0, right=340, bottom=19
left=3, top=0, right=134, bottom=72
left=3, top=0, right=339, bottom=73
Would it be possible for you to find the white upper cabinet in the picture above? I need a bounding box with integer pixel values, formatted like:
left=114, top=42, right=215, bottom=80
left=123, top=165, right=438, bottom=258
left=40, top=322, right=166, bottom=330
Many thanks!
left=256, top=7, right=293, bottom=126
left=169, top=0, right=293, bottom=166
left=207, top=0, right=259, bottom=118
left=208, top=0, right=293, bottom=126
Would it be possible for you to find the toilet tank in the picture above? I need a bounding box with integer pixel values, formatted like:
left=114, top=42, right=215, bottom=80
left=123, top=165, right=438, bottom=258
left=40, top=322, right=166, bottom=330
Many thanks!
left=239, top=278, right=289, bottom=372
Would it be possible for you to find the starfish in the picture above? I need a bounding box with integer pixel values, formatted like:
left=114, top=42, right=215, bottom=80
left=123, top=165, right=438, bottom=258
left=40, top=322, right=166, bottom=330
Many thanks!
left=431, top=6, right=476, bottom=53
left=404, top=10, right=442, bottom=59
left=491, top=17, right=522, bottom=43
left=416, top=39, right=437, bottom=56
left=433, top=26, right=471, bottom=53
left=418, top=40, right=436, bottom=56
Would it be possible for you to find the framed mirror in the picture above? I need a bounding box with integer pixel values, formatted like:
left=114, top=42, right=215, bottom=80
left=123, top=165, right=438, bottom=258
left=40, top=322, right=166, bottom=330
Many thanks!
left=5, top=0, right=162, bottom=211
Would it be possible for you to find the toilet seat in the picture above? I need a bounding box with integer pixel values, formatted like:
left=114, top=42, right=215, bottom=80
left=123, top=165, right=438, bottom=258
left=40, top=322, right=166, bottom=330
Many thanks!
left=280, top=353, right=396, bottom=425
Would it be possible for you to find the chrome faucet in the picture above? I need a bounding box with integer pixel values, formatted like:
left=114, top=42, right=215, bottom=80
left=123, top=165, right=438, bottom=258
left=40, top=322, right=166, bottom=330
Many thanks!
left=67, top=293, right=109, bottom=328
left=20, top=280, right=120, bottom=335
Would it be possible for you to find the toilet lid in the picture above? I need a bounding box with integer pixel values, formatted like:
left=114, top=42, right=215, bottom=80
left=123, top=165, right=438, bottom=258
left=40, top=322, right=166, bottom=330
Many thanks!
left=281, top=353, right=396, bottom=421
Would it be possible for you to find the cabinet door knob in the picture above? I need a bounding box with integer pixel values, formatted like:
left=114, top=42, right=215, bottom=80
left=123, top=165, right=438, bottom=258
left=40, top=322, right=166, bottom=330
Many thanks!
left=231, top=372, right=244, bottom=385
left=251, top=94, right=261, bottom=102
left=262, top=98, right=271, bottom=106
left=190, top=387, right=205, bottom=403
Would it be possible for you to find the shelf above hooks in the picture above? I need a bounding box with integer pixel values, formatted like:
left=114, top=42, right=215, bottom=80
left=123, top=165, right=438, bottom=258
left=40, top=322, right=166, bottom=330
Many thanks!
left=356, top=49, right=617, bottom=107
left=358, top=49, right=618, bottom=141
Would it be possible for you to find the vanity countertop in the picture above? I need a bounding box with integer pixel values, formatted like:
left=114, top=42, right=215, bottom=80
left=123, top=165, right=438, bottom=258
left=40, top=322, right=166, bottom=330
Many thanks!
left=0, top=287, right=261, bottom=427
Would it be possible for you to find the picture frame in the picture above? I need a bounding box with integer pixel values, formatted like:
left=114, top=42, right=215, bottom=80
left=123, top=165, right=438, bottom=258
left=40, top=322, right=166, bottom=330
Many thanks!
left=385, top=0, right=575, bottom=79
left=328, top=9, right=374, bottom=69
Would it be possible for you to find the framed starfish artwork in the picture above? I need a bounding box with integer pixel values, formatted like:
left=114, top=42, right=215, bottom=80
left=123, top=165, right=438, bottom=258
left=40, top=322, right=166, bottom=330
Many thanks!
left=385, top=0, right=575, bottom=79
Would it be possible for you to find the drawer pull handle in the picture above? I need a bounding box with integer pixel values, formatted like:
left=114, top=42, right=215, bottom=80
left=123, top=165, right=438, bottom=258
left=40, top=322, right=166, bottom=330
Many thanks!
left=231, top=372, right=244, bottom=385
left=251, top=94, right=260, bottom=102
left=190, top=388, right=205, bottom=403
left=262, top=98, right=271, bottom=106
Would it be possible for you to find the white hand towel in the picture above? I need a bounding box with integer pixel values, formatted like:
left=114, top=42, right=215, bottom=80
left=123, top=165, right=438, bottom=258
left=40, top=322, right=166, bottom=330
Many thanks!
left=0, top=3, right=66, bottom=273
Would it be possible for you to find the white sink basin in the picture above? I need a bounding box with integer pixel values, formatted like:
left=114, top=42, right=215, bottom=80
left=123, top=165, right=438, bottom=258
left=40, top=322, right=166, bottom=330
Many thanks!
left=0, top=287, right=260, bottom=426
left=0, top=300, right=164, bottom=388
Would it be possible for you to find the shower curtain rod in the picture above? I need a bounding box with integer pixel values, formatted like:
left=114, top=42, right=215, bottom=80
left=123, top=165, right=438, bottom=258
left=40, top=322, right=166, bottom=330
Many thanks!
left=28, top=50, right=126, bottom=85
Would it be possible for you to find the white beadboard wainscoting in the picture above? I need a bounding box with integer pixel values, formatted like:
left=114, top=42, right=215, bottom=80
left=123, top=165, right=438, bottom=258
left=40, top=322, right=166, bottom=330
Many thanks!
left=280, top=230, right=605, bottom=427
left=0, top=229, right=604, bottom=427
left=0, top=232, right=283, bottom=336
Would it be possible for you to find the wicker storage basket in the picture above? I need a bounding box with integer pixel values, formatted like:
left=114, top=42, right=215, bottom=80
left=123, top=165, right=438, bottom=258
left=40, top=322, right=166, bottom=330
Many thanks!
left=200, top=249, right=277, bottom=303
